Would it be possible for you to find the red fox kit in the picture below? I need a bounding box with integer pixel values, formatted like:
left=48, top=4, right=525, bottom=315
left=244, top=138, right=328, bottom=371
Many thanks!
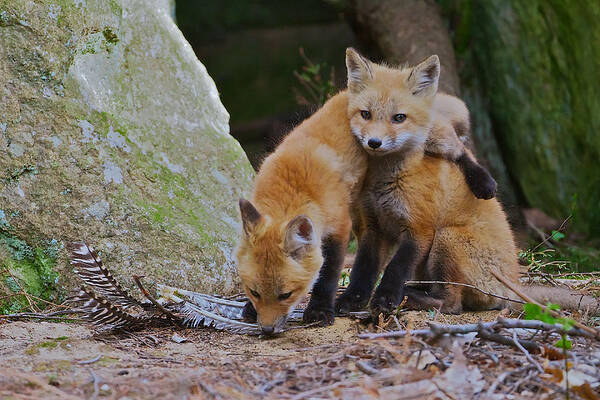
left=336, top=50, right=598, bottom=316
left=235, top=50, right=497, bottom=334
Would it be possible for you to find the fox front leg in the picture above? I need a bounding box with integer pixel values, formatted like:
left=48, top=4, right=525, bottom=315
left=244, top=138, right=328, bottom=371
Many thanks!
left=370, top=236, right=422, bottom=317
left=303, top=236, right=346, bottom=326
left=335, top=230, right=381, bottom=314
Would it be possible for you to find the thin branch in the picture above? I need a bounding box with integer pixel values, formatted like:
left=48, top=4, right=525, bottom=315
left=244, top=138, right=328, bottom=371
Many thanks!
left=405, top=280, right=525, bottom=304
left=511, top=330, right=543, bottom=373
left=477, top=327, right=540, bottom=353
left=132, top=275, right=183, bottom=327
left=358, top=317, right=596, bottom=340
left=531, top=215, right=571, bottom=252
left=490, top=270, right=600, bottom=339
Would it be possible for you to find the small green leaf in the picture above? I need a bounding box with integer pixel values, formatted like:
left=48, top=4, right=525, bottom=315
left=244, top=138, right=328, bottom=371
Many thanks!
left=524, top=303, right=543, bottom=319
left=547, top=303, right=561, bottom=311
left=551, top=230, right=565, bottom=241
left=555, top=336, right=572, bottom=349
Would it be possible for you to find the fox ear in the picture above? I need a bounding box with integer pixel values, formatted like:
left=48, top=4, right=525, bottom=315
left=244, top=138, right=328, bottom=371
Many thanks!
left=239, top=198, right=262, bottom=235
left=284, top=215, right=316, bottom=260
left=346, top=47, right=373, bottom=94
left=407, top=55, right=440, bottom=97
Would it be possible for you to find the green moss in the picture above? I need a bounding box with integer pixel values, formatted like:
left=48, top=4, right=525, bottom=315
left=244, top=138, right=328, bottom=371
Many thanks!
left=0, top=217, right=62, bottom=313
left=442, top=0, right=600, bottom=236
left=24, top=346, right=40, bottom=356
left=102, top=27, right=119, bottom=44
left=33, top=360, right=72, bottom=372
left=38, top=341, right=59, bottom=349
left=108, top=0, right=122, bottom=16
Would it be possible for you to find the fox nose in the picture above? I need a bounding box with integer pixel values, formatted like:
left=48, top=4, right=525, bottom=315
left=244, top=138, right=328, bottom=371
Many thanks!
left=367, top=138, right=382, bottom=149
left=261, top=325, right=275, bottom=335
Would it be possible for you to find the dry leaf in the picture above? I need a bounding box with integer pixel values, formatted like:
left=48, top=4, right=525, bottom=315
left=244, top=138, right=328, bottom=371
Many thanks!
left=407, top=349, right=437, bottom=370
left=572, top=382, right=600, bottom=400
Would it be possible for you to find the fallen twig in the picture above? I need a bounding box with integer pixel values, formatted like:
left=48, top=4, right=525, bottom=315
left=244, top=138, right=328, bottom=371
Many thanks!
left=405, top=280, right=525, bottom=304
left=132, top=275, right=183, bottom=327
left=0, top=311, right=85, bottom=322
left=356, top=360, right=379, bottom=375
left=490, top=270, right=600, bottom=339
left=477, top=327, right=540, bottom=353
left=511, top=330, right=543, bottom=373
left=87, top=368, right=100, bottom=400
left=78, top=354, right=102, bottom=365
left=358, top=318, right=595, bottom=340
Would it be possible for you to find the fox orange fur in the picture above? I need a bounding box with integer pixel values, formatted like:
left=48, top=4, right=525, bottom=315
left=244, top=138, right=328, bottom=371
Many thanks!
left=337, top=50, right=598, bottom=316
left=235, top=50, right=497, bottom=334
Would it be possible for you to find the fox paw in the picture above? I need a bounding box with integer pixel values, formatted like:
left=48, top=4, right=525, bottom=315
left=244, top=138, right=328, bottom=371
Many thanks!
left=335, top=291, right=370, bottom=315
left=242, top=301, right=257, bottom=322
left=466, top=165, right=497, bottom=200
left=303, top=304, right=335, bottom=326
left=369, top=294, right=402, bottom=317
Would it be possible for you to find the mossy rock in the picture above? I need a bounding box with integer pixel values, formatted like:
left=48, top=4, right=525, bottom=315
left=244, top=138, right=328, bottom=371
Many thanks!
left=0, top=0, right=254, bottom=311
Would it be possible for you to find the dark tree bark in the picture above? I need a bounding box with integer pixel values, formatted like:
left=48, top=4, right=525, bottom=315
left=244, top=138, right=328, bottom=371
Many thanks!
left=346, top=0, right=460, bottom=95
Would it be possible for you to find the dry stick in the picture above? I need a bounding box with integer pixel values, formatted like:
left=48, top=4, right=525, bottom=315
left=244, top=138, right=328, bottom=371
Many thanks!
left=477, top=327, right=540, bottom=354
left=87, top=368, right=100, bottom=400
left=290, top=380, right=348, bottom=400
left=511, top=330, right=544, bottom=373
left=490, top=270, right=600, bottom=339
left=358, top=318, right=594, bottom=340
left=132, top=275, right=183, bottom=327
left=405, top=280, right=525, bottom=305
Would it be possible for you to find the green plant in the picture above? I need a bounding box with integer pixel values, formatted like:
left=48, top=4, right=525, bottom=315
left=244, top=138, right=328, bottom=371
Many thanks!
left=524, top=302, right=574, bottom=398
left=523, top=303, right=574, bottom=349
left=293, top=48, right=337, bottom=107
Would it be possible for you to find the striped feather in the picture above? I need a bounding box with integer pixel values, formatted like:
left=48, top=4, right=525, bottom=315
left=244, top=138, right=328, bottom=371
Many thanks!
left=67, top=241, right=140, bottom=309
left=68, top=288, right=149, bottom=331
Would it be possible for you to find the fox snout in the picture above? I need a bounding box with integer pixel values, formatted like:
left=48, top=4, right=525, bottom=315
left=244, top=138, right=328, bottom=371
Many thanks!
left=258, top=315, right=287, bottom=335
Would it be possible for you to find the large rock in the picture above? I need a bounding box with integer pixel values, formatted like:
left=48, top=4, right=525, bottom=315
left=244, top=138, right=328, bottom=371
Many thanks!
left=0, top=0, right=254, bottom=311
left=444, top=0, right=600, bottom=236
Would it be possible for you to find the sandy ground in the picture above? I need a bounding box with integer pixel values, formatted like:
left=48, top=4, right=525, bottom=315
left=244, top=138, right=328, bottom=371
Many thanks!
left=0, top=311, right=503, bottom=399
left=2, top=308, right=598, bottom=399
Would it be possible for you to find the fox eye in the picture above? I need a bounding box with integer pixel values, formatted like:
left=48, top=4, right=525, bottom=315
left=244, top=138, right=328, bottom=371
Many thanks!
left=278, top=291, right=293, bottom=300
left=249, top=289, right=260, bottom=298
left=392, top=113, right=407, bottom=123
left=360, top=110, right=371, bottom=120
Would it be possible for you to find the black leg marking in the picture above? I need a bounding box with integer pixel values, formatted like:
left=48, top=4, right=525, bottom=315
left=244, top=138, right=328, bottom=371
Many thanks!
left=335, top=231, right=381, bottom=314
left=303, top=236, right=345, bottom=326
left=370, top=236, right=421, bottom=316
left=402, top=287, right=444, bottom=311
left=242, top=301, right=257, bottom=322
left=456, top=152, right=497, bottom=200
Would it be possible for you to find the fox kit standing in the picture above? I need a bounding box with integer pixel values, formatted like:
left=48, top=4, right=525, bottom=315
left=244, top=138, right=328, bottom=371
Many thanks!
left=235, top=51, right=496, bottom=334
left=336, top=51, right=597, bottom=315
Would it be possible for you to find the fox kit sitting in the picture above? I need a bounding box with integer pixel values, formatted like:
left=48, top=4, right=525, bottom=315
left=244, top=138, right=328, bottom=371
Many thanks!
left=235, top=52, right=497, bottom=335
left=336, top=51, right=597, bottom=316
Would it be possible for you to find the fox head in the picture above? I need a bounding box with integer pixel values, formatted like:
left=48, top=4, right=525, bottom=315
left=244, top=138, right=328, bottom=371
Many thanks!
left=345, top=48, right=440, bottom=156
left=235, top=199, right=323, bottom=335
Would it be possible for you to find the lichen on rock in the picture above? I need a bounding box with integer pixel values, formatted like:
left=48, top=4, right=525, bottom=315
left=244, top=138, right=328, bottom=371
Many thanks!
left=0, top=0, right=254, bottom=311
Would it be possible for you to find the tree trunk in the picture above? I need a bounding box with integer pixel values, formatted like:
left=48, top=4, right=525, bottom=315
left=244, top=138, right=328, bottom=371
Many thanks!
left=346, top=0, right=461, bottom=95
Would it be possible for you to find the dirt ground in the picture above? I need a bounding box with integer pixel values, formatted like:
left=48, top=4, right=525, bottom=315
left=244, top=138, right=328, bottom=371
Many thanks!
left=1, top=309, right=599, bottom=399
left=0, top=311, right=494, bottom=399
